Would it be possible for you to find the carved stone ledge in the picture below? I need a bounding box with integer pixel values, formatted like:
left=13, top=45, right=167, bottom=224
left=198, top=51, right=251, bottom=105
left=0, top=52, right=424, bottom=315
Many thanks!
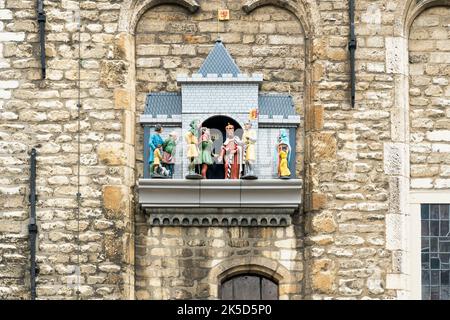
left=138, top=179, right=302, bottom=226
left=145, top=212, right=292, bottom=227
left=138, top=178, right=302, bottom=208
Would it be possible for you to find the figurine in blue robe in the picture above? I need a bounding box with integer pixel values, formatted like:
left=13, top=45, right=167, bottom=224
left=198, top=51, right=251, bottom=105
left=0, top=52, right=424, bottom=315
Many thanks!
left=149, top=124, right=164, bottom=175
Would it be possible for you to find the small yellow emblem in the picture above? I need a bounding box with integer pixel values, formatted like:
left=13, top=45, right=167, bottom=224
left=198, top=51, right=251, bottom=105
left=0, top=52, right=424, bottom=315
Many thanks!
left=218, top=9, right=230, bottom=21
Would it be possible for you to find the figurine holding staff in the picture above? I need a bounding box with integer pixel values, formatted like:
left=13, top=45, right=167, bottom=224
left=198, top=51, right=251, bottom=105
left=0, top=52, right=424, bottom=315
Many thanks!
left=241, top=120, right=257, bottom=180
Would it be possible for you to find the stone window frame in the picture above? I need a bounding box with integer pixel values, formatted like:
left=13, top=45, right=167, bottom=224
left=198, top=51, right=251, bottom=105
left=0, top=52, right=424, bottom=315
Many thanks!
left=408, top=191, right=450, bottom=300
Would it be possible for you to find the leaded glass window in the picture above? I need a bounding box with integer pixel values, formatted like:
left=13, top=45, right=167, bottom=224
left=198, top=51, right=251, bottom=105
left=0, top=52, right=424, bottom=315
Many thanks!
left=421, top=204, right=450, bottom=300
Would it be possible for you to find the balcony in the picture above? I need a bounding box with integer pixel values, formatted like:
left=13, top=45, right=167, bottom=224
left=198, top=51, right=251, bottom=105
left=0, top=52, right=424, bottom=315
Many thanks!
left=138, top=178, right=302, bottom=226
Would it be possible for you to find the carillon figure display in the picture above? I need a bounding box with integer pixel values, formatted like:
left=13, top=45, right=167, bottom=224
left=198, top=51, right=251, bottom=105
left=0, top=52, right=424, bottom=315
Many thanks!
left=162, top=130, right=178, bottom=178
left=218, top=123, right=243, bottom=179
left=185, top=119, right=203, bottom=179
left=276, top=129, right=292, bottom=179
left=148, top=124, right=164, bottom=177
left=200, top=127, right=214, bottom=179
left=241, top=121, right=257, bottom=180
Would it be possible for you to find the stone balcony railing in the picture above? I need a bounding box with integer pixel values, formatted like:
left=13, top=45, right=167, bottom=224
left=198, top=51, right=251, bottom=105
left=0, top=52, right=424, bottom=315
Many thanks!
left=138, top=179, right=302, bottom=226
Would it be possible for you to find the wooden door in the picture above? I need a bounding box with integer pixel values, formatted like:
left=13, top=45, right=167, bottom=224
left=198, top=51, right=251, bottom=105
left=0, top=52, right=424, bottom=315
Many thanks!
left=220, top=274, right=278, bottom=300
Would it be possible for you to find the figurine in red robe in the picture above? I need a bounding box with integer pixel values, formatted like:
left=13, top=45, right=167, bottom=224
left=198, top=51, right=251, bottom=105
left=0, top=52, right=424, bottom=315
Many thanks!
left=218, top=123, right=243, bottom=179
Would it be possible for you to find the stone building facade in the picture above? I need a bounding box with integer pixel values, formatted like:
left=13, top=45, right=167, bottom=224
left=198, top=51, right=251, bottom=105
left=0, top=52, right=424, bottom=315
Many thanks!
left=0, top=0, right=449, bottom=300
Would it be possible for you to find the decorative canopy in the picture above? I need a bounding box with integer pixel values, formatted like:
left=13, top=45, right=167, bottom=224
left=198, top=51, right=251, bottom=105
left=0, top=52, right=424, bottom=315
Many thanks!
left=258, top=94, right=296, bottom=119
left=144, top=92, right=181, bottom=118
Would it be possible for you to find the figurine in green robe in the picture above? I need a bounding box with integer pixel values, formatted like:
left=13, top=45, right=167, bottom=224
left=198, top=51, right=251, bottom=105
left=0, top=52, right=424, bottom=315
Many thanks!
left=200, top=127, right=214, bottom=178
left=162, top=130, right=178, bottom=178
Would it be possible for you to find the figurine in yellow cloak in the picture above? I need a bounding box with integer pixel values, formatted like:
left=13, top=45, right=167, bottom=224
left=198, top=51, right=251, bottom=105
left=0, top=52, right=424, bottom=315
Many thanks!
left=278, top=144, right=291, bottom=177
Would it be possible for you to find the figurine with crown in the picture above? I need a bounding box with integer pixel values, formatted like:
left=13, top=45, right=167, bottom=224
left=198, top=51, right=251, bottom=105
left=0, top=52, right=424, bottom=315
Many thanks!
left=218, top=123, right=243, bottom=179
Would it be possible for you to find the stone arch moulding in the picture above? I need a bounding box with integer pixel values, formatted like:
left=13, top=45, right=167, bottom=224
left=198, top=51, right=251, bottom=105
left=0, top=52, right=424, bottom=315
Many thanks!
left=208, top=257, right=295, bottom=299
left=118, top=0, right=200, bottom=34
left=242, top=0, right=312, bottom=38
left=397, top=0, right=450, bottom=37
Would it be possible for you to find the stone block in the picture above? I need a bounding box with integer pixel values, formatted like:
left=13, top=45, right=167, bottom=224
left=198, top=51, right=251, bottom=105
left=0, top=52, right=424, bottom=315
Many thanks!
left=114, top=88, right=131, bottom=110
left=385, top=37, right=407, bottom=74
left=386, top=214, right=403, bottom=250
left=103, top=185, right=129, bottom=218
left=384, top=142, right=408, bottom=176
left=386, top=273, right=406, bottom=290
left=97, top=142, right=126, bottom=165
left=311, top=210, right=336, bottom=233
left=311, top=132, right=336, bottom=161
left=100, top=60, right=127, bottom=88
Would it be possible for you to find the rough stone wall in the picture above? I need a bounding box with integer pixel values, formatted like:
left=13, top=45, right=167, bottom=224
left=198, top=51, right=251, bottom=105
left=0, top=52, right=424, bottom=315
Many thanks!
left=0, top=0, right=449, bottom=301
left=134, top=2, right=305, bottom=300
left=0, top=0, right=134, bottom=299
left=304, top=0, right=395, bottom=299
left=135, top=224, right=303, bottom=299
left=409, top=6, right=450, bottom=190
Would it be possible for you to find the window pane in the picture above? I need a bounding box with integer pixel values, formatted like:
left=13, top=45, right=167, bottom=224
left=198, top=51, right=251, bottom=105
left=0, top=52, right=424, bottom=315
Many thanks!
left=431, top=286, right=440, bottom=300
left=431, top=205, right=440, bottom=219
left=431, top=221, right=440, bottom=236
left=440, top=221, right=449, bottom=237
left=421, top=204, right=450, bottom=300
left=442, top=271, right=449, bottom=286
left=422, top=220, right=429, bottom=236
left=440, top=205, right=449, bottom=220
left=441, top=287, right=450, bottom=300
left=422, top=205, right=429, bottom=219
left=422, top=270, right=430, bottom=286
left=422, top=286, right=430, bottom=300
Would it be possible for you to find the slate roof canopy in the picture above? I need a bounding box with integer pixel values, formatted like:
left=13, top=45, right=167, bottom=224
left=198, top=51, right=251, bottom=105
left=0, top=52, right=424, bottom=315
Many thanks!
left=197, top=40, right=241, bottom=77
left=144, top=93, right=181, bottom=117
left=258, top=94, right=296, bottom=119
left=144, top=92, right=296, bottom=119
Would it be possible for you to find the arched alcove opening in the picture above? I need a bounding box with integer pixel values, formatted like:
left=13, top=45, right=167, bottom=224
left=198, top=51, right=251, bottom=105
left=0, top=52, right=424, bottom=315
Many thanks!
left=131, top=1, right=307, bottom=300
left=201, top=115, right=242, bottom=179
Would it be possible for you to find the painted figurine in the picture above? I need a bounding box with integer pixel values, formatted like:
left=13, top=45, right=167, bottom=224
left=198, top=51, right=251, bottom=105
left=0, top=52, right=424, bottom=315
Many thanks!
left=152, top=145, right=169, bottom=177
left=162, top=130, right=178, bottom=178
left=241, top=121, right=257, bottom=179
left=185, top=119, right=202, bottom=179
left=200, top=127, right=214, bottom=179
left=276, top=129, right=292, bottom=179
left=278, top=144, right=291, bottom=178
left=218, top=123, right=243, bottom=179
left=148, top=124, right=164, bottom=177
